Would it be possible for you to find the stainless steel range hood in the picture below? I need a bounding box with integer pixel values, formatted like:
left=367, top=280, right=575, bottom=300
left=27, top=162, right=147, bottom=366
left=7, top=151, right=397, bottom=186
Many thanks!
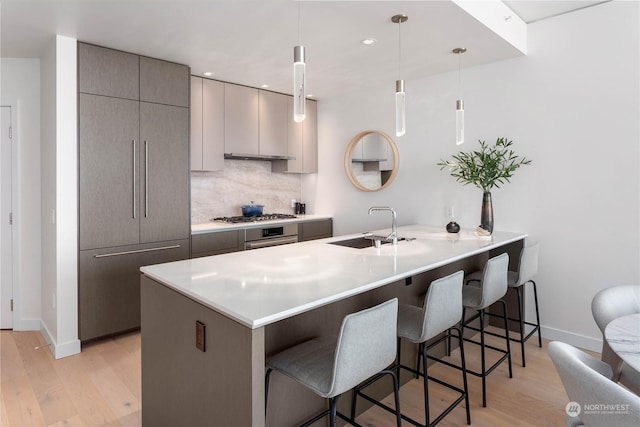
left=224, top=153, right=296, bottom=161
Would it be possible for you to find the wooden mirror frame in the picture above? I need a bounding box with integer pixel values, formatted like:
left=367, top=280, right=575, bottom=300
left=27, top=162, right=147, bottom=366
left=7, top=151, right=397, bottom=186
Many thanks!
left=344, top=130, right=400, bottom=192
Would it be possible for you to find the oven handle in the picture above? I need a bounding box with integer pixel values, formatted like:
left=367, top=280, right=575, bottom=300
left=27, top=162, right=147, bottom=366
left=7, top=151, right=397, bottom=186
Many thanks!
left=245, top=235, right=299, bottom=250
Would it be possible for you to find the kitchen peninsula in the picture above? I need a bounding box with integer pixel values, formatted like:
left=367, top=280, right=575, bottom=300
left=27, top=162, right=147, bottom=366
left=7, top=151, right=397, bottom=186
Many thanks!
left=140, top=224, right=526, bottom=426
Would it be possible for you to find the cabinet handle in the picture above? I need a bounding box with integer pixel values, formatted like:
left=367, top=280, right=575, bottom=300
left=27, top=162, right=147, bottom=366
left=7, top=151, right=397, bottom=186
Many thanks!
left=145, top=140, right=149, bottom=218
left=93, top=244, right=181, bottom=258
left=132, top=139, right=137, bottom=219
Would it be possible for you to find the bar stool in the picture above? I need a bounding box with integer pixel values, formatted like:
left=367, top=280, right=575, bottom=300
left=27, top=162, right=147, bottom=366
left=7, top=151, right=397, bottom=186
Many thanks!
left=460, top=252, right=512, bottom=407
left=465, top=243, right=541, bottom=367
left=352, top=271, right=471, bottom=427
left=265, top=298, right=401, bottom=427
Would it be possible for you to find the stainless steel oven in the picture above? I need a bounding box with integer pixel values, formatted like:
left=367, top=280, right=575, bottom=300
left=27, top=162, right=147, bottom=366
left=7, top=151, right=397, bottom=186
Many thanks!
left=244, top=223, right=299, bottom=250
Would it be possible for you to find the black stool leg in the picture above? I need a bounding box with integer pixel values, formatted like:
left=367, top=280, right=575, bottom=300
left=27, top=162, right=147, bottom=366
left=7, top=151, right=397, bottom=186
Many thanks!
left=479, top=309, right=487, bottom=407
left=454, top=327, right=472, bottom=425
left=390, top=370, right=402, bottom=427
left=422, top=348, right=430, bottom=426
left=532, top=280, right=543, bottom=347
left=500, top=299, right=513, bottom=378
left=515, top=286, right=526, bottom=367
left=396, top=337, right=403, bottom=382
left=416, top=342, right=424, bottom=379
left=329, top=396, right=338, bottom=427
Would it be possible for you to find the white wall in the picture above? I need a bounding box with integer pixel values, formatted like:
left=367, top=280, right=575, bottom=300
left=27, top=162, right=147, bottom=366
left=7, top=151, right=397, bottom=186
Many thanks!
left=40, top=35, right=80, bottom=359
left=308, top=1, right=639, bottom=351
left=40, top=40, right=57, bottom=340
left=0, top=58, right=42, bottom=330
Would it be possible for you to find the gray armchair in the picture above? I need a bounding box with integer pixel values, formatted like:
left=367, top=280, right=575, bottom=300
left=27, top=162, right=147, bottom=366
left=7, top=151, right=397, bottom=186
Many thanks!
left=549, top=341, right=640, bottom=427
left=591, top=284, right=640, bottom=394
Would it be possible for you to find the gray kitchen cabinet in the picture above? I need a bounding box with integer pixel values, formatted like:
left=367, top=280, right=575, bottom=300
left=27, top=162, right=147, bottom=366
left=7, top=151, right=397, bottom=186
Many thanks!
left=224, top=83, right=259, bottom=155
left=139, top=102, right=190, bottom=243
left=79, top=239, right=189, bottom=341
left=78, top=42, right=190, bottom=341
left=78, top=43, right=139, bottom=100
left=298, top=219, right=333, bottom=242
left=79, top=94, right=139, bottom=250
left=140, top=56, right=190, bottom=108
left=191, top=76, right=224, bottom=171
left=191, top=230, right=243, bottom=258
left=302, top=100, right=318, bottom=172
left=79, top=99, right=190, bottom=250
left=272, top=98, right=318, bottom=173
left=258, top=90, right=288, bottom=157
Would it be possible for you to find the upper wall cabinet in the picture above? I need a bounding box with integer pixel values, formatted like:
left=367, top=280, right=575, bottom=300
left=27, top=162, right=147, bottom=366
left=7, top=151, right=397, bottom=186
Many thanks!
left=194, top=79, right=316, bottom=168
left=191, top=76, right=224, bottom=171
left=258, top=90, right=288, bottom=157
left=78, top=44, right=189, bottom=108
left=224, top=83, right=289, bottom=158
left=224, top=83, right=259, bottom=155
left=78, top=43, right=139, bottom=99
left=273, top=98, right=318, bottom=173
left=140, top=56, right=190, bottom=107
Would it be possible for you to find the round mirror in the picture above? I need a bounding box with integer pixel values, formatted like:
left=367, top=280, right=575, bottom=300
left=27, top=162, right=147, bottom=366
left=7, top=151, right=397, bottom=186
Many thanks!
left=344, top=130, right=399, bottom=192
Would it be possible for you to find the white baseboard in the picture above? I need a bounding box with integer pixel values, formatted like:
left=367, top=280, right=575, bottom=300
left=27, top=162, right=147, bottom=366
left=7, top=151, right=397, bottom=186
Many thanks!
left=40, top=321, right=81, bottom=359
left=541, top=325, right=602, bottom=353
left=54, top=338, right=81, bottom=359
left=13, top=318, right=41, bottom=331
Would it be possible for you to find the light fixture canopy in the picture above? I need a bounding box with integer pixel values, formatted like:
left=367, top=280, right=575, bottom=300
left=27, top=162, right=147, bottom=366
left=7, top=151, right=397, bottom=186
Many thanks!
left=392, top=14, right=408, bottom=137
left=453, top=47, right=467, bottom=145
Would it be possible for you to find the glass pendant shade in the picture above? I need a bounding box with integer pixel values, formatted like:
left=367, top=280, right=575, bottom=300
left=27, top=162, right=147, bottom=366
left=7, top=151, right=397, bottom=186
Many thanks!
left=456, top=99, right=464, bottom=145
left=453, top=47, right=467, bottom=145
left=293, top=45, right=306, bottom=123
left=395, top=79, right=406, bottom=137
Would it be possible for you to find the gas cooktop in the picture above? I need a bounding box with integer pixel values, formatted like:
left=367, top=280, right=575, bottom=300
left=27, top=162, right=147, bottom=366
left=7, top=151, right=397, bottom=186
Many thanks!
left=212, top=213, right=297, bottom=224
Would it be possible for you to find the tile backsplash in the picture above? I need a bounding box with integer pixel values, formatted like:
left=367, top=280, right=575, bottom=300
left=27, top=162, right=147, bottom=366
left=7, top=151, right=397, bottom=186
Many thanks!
left=191, top=159, right=301, bottom=224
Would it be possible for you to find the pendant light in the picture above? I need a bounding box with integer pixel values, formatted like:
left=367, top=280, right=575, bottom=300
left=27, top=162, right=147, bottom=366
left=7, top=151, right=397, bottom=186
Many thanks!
left=453, top=47, right=467, bottom=145
left=293, top=2, right=306, bottom=122
left=391, top=14, right=408, bottom=137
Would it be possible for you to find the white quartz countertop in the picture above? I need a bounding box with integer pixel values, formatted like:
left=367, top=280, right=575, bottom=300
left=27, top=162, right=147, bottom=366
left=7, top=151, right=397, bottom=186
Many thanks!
left=141, top=224, right=526, bottom=329
left=191, top=214, right=333, bottom=234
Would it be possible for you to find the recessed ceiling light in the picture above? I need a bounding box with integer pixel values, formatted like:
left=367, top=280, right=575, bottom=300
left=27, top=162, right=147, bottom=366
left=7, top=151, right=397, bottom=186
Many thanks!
left=261, top=84, right=269, bottom=88
left=306, top=94, right=314, bottom=98
left=203, top=71, right=213, bottom=77
left=361, top=38, right=377, bottom=45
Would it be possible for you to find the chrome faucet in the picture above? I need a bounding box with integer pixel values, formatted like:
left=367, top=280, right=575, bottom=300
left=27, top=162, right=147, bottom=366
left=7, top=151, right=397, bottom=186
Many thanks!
left=368, top=206, right=398, bottom=245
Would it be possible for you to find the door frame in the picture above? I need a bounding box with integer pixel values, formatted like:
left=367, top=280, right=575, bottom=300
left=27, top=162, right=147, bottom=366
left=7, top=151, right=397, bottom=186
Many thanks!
left=1, top=105, right=15, bottom=329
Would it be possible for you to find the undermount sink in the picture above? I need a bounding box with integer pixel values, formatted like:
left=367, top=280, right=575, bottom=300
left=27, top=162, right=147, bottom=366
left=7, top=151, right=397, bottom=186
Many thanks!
left=329, top=236, right=406, bottom=249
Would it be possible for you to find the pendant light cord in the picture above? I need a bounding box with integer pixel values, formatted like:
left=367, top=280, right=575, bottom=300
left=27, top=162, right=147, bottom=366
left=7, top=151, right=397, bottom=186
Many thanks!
left=458, top=51, right=461, bottom=98
left=298, top=1, right=302, bottom=45
left=397, top=20, right=401, bottom=79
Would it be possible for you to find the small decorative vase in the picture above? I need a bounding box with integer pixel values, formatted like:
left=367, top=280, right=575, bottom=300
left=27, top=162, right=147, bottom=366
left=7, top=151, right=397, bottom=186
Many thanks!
left=446, top=221, right=460, bottom=233
left=480, top=191, right=494, bottom=233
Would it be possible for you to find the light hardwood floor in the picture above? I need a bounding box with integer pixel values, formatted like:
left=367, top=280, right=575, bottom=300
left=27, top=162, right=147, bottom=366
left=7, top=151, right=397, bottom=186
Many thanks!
left=1, top=328, right=584, bottom=426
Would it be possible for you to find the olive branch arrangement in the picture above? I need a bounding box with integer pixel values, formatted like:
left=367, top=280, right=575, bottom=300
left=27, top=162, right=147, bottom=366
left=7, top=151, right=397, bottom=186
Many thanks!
left=437, top=137, right=531, bottom=193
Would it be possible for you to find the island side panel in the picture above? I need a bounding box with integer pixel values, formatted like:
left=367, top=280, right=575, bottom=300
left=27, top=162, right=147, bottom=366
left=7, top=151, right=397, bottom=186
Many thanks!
left=141, top=275, right=265, bottom=427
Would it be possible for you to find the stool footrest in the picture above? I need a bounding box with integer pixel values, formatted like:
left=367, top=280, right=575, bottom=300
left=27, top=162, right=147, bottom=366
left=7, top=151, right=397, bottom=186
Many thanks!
left=469, top=311, right=541, bottom=345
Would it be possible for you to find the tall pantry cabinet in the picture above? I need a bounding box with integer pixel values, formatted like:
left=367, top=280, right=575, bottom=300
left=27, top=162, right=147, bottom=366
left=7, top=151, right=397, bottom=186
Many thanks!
left=78, top=43, right=190, bottom=341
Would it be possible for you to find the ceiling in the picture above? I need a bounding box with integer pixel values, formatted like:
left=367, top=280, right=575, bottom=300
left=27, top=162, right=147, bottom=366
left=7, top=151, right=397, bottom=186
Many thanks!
left=0, top=1, right=609, bottom=100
